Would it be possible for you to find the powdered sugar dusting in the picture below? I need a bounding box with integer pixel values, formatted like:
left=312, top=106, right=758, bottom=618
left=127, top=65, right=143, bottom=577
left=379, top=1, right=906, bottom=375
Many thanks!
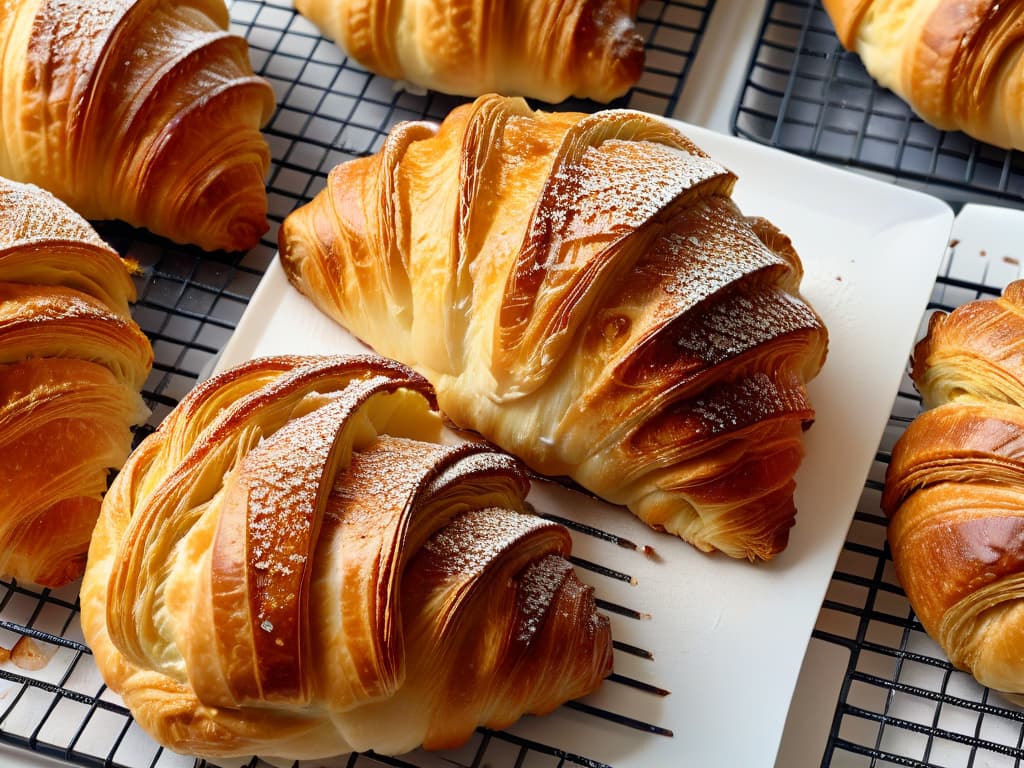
left=244, top=376, right=395, bottom=616
left=35, top=0, right=131, bottom=46
left=0, top=179, right=111, bottom=250
left=673, top=288, right=822, bottom=366
left=421, top=507, right=552, bottom=580
left=688, top=372, right=811, bottom=436
left=328, top=435, right=448, bottom=526
left=515, top=555, right=573, bottom=644
left=646, top=197, right=790, bottom=313
left=531, top=140, right=731, bottom=258
left=0, top=283, right=118, bottom=327
left=246, top=433, right=319, bottom=577
left=423, top=449, right=524, bottom=499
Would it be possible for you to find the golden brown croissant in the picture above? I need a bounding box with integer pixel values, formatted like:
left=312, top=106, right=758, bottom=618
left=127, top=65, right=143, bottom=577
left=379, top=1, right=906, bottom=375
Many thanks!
left=823, top=0, right=1024, bottom=149
left=883, top=280, right=1024, bottom=698
left=80, top=353, right=612, bottom=759
left=0, top=177, right=152, bottom=587
left=294, top=0, right=644, bottom=103
left=278, top=94, right=829, bottom=561
left=0, top=0, right=275, bottom=252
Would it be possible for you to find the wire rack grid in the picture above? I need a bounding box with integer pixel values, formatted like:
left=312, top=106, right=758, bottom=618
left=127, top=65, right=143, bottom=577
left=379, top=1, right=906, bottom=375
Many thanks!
left=731, top=2, right=1024, bottom=763
left=0, top=1, right=717, bottom=767
left=732, top=0, right=1024, bottom=210
left=796, top=211, right=1024, bottom=768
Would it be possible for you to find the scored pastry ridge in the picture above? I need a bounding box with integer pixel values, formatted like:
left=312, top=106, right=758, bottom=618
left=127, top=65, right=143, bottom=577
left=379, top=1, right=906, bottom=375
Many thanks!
left=80, top=353, right=612, bottom=759
left=278, top=93, right=830, bottom=561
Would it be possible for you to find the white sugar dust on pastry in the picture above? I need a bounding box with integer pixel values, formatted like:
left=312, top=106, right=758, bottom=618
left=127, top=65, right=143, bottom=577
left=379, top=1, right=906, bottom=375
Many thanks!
left=79, top=354, right=612, bottom=760
left=278, top=94, right=829, bottom=562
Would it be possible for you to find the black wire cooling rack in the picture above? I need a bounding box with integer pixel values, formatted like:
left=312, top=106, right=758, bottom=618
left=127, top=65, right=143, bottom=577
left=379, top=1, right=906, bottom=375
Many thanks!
left=733, top=0, right=1024, bottom=209
left=0, top=1, right=716, bottom=767
left=804, top=226, right=1024, bottom=768
left=732, top=2, right=1024, bottom=763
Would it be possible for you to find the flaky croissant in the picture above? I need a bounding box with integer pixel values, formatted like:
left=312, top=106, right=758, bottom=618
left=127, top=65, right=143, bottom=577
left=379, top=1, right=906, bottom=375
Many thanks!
left=294, top=0, right=644, bottom=103
left=80, top=353, right=612, bottom=759
left=823, top=0, right=1024, bottom=150
left=278, top=94, right=829, bottom=561
left=883, top=280, right=1024, bottom=698
left=0, top=177, right=152, bottom=587
left=0, top=0, right=275, bottom=252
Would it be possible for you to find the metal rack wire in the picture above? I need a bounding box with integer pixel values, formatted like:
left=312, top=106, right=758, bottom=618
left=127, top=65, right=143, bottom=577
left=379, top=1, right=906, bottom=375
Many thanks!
left=733, top=0, right=1024, bottom=209
left=732, top=2, right=1024, bottom=763
left=806, top=233, right=1024, bottom=767
left=0, top=516, right=667, bottom=768
left=0, top=1, right=717, bottom=767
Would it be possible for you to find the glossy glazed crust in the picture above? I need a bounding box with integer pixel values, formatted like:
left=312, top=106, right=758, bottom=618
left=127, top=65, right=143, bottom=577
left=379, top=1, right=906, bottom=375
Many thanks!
left=0, top=177, right=152, bottom=586
left=79, top=353, right=612, bottom=760
left=0, top=0, right=275, bottom=251
left=294, top=0, right=645, bottom=103
left=278, top=94, right=829, bottom=561
left=884, top=280, right=1024, bottom=695
left=822, top=0, right=1024, bottom=149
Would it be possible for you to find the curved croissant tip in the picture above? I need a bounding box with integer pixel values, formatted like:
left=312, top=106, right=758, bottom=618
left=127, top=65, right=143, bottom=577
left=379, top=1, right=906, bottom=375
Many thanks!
left=223, top=216, right=270, bottom=253
left=568, top=0, right=646, bottom=89
left=165, top=215, right=269, bottom=253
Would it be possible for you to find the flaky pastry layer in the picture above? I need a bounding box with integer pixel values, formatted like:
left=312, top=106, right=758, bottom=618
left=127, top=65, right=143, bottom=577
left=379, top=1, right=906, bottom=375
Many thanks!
left=80, top=353, right=612, bottom=759
left=0, top=177, right=152, bottom=586
left=279, top=94, right=829, bottom=561
left=885, top=280, right=1024, bottom=698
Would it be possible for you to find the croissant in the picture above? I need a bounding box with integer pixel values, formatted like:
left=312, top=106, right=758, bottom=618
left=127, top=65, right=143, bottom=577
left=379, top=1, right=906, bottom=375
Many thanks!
left=278, top=94, right=829, bottom=561
left=294, top=0, right=644, bottom=103
left=883, top=280, right=1024, bottom=698
left=0, top=177, right=152, bottom=587
left=0, top=0, right=275, bottom=252
left=79, top=353, right=612, bottom=759
left=822, top=0, right=1024, bottom=150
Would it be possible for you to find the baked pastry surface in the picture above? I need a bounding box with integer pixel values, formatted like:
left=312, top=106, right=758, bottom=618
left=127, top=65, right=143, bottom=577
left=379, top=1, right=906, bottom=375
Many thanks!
left=0, top=0, right=276, bottom=251
left=294, top=0, right=645, bottom=103
left=0, top=177, right=152, bottom=586
left=80, top=353, right=612, bottom=759
left=823, top=0, right=1024, bottom=150
left=279, top=94, right=829, bottom=561
left=884, top=280, right=1024, bottom=698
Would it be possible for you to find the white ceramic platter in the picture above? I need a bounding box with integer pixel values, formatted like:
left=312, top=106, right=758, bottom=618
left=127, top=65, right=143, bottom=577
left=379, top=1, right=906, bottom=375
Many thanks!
left=214, top=119, right=954, bottom=768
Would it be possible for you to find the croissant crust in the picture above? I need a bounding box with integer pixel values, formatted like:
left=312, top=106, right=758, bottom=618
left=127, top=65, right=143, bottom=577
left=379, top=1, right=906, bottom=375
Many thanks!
left=0, top=0, right=275, bottom=251
left=884, top=280, right=1024, bottom=697
left=278, top=94, right=828, bottom=561
left=80, top=353, right=612, bottom=759
left=294, top=0, right=645, bottom=103
left=0, top=176, right=152, bottom=586
left=823, top=0, right=1024, bottom=150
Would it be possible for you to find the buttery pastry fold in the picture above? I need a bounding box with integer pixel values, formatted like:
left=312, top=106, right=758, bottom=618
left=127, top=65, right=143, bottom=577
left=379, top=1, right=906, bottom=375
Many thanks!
left=0, top=0, right=275, bottom=251
left=294, top=0, right=645, bottom=103
left=0, top=177, right=152, bottom=587
left=822, top=0, right=1024, bottom=150
left=279, top=94, right=829, bottom=561
left=80, top=354, right=612, bottom=759
left=884, top=280, right=1024, bottom=698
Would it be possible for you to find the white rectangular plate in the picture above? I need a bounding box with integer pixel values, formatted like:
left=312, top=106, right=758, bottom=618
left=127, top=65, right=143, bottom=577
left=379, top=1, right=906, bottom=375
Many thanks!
left=215, top=120, right=953, bottom=768
left=776, top=202, right=1024, bottom=768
